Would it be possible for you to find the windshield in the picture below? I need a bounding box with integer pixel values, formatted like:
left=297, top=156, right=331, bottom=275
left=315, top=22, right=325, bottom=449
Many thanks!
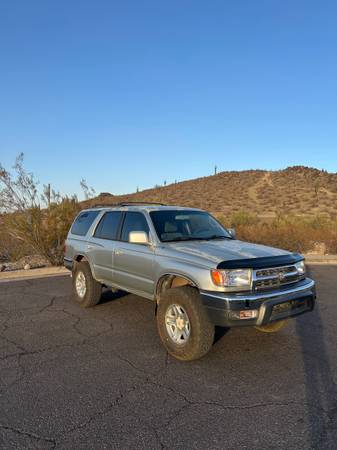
left=149, top=210, right=232, bottom=242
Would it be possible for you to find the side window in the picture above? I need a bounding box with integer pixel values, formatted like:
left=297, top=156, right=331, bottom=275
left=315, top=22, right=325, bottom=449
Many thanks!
left=94, top=212, right=122, bottom=240
left=121, top=212, right=150, bottom=242
left=71, top=211, right=100, bottom=236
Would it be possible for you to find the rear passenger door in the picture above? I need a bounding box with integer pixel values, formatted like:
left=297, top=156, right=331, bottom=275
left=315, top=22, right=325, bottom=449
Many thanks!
left=87, top=211, right=122, bottom=283
left=113, top=212, right=155, bottom=297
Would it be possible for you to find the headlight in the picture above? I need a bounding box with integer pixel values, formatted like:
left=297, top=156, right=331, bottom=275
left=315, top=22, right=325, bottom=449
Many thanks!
left=211, top=268, right=252, bottom=289
left=295, top=260, right=306, bottom=275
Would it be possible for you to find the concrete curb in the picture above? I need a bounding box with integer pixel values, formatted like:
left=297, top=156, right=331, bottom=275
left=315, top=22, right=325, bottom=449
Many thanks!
left=0, top=267, right=70, bottom=283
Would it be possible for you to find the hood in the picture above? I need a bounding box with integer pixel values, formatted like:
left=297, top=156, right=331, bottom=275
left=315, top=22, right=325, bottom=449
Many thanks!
left=163, top=239, right=290, bottom=266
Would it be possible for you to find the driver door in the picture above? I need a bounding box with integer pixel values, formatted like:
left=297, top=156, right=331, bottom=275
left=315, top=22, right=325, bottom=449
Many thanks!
left=113, top=212, right=155, bottom=297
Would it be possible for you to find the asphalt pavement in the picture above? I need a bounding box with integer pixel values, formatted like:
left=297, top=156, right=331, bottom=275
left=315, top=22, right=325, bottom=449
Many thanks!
left=0, top=265, right=336, bottom=449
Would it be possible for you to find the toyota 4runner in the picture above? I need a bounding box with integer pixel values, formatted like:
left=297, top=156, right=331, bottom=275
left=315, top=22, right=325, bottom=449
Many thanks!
left=64, top=203, right=316, bottom=361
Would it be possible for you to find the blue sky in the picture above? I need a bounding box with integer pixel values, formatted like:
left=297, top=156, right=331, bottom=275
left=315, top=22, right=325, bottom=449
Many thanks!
left=0, top=0, right=336, bottom=198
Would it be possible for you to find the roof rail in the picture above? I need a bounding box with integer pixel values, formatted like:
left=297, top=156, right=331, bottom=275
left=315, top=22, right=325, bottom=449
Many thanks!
left=88, top=204, right=118, bottom=209
left=87, top=201, right=166, bottom=209
left=118, top=201, right=166, bottom=206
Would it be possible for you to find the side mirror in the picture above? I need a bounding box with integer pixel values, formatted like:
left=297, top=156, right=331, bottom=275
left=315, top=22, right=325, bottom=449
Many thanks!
left=228, top=228, right=236, bottom=239
left=129, top=231, right=149, bottom=245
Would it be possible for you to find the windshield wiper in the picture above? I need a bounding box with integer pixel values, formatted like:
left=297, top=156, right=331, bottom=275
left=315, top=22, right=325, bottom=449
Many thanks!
left=203, top=235, right=233, bottom=240
left=163, top=235, right=232, bottom=242
left=163, top=236, right=210, bottom=242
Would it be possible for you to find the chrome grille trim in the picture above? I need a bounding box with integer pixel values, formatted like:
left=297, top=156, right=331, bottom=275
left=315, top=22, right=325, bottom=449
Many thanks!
left=253, top=264, right=303, bottom=291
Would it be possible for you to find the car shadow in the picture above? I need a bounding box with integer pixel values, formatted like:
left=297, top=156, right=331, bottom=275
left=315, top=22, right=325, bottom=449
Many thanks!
left=213, top=326, right=231, bottom=344
left=99, top=288, right=129, bottom=305
left=296, top=268, right=337, bottom=448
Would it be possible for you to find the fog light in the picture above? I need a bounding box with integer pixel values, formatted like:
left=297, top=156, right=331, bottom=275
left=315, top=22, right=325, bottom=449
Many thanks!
left=239, top=310, right=258, bottom=319
left=229, top=310, right=258, bottom=320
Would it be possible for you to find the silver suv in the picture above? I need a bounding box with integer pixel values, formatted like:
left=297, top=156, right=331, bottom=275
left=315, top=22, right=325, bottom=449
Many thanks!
left=64, top=203, right=316, bottom=361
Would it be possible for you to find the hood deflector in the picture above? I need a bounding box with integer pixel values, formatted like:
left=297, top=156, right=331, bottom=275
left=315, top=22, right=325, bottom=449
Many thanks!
left=217, top=253, right=304, bottom=270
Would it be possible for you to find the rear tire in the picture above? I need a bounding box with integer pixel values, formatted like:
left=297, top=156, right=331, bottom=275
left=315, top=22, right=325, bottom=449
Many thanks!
left=72, top=261, right=102, bottom=308
left=157, top=286, right=214, bottom=361
left=255, top=320, right=287, bottom=333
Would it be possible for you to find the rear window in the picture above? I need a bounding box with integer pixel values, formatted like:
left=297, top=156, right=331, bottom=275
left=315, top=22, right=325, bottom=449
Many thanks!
left=94, top=211, right=122, bottom=240
left=71, top=211, right=100, bottom=236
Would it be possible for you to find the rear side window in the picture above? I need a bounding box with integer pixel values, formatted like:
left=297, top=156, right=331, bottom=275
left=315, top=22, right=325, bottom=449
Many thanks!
left=121, top=212, right=150, bottom=242
left=71, top=211, right=100, bottom=236
left=94, top=212, right=122, bottom=240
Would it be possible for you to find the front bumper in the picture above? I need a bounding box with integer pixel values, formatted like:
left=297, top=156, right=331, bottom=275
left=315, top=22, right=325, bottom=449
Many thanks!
left=200, top=278, right=316, bottom=327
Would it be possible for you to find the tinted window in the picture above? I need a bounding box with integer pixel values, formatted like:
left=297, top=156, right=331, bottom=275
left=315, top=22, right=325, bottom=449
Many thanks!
left=94, top=212, right=122, bottom=240
left=71, top=211, right=100, bottom=236
left=121, top=212, right=150, bottom=242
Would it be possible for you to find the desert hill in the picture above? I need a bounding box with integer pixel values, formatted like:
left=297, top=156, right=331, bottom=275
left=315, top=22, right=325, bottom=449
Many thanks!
left=87, top=166, right=337, bottom=218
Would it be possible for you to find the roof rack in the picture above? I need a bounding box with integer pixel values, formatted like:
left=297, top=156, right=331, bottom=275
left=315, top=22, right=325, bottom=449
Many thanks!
left=118, top=201, right=166, bottom=206
left=88, top=201, right=166, bottom=209
left=88, top=204, right=119, bottom=209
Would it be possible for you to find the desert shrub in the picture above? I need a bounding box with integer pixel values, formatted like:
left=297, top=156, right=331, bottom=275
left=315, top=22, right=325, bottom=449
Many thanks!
left=0, top=224, right=31, bottom=262
left=230, top=210, right=259, bottom=227
left=218, top=212, right=337, bottom=254
left=0, top=154, right=81, bottom=265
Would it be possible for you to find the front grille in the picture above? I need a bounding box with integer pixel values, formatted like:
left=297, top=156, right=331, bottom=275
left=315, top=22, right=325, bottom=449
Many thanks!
left=253, top=265, right=303, bottom=291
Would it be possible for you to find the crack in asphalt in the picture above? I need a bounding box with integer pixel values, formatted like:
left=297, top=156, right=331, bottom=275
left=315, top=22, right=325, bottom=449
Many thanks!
left=98, top=346, right=337, bottom=438
left=0, top=423, right=56, bottom=448
left=85, top=343, right=336, bottom=447
left=0, top=340, right=93, bottom=364
left=38, top=295, right=57, bottom=314
left=64, top=385, right=140, bottom=435
left=2, top=303, right=332, bottom=449
left=60, top=308, right=114, bottom=340
left=0, top=299, right=115, bottom=362
left=0, top=317, right=27, bottom=354
left=51, top=381, right=168, bottom=450
left=1, top=269, right=336, bottom=449
left=0, top=297, right=118, bottom=398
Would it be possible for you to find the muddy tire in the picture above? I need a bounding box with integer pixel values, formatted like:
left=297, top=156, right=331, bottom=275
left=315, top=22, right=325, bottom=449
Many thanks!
left=72, top=261, right=102, bottom=308
left=255, top=320, right=287, bottom=333
left=157, top=286, right=214, bottom=361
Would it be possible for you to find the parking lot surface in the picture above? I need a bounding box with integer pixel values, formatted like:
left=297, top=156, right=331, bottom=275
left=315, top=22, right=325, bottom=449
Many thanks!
left=0, top=265, right=336, bottom=449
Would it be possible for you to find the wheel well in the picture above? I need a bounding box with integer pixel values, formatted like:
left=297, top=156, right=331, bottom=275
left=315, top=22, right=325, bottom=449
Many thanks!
left=156, top=274, right=197, bottom=304
left=73, top=255, right=89, bottom=271
left=74, top=254, right=87, bottom=263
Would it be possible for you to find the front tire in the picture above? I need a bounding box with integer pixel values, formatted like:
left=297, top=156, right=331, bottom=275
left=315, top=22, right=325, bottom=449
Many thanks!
left=72, top=261, right=102, bottom=308
left=157, top=286, right=214, bottom=361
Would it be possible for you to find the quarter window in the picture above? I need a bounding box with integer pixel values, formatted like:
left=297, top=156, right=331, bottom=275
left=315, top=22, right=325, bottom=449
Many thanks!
left=94, top=212, right=122, bottom=240
left=71, top=211, right=100, bottom=236
left=121, top=212, right=150, bottom=242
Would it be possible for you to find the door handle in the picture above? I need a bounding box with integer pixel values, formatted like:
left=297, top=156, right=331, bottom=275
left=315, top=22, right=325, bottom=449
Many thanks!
left=115, top=249, right=123, bottom=256
left=87, top=245, right=93, bottom=250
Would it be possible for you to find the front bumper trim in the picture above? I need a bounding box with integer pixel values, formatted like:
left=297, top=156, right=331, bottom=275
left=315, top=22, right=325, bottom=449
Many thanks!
left=200, top=278, right=316, bottom=327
